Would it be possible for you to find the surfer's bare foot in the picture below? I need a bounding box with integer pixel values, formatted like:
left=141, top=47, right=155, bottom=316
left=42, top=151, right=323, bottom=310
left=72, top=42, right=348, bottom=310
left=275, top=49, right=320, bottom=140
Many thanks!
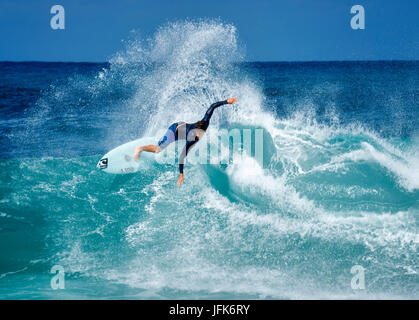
left=134, top=147, right=142, bottom=161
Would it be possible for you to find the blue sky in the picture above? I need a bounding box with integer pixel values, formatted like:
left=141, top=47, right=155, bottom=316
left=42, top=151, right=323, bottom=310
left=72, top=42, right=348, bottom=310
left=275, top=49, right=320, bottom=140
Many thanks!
left=0, top=0, right=418, bottom=61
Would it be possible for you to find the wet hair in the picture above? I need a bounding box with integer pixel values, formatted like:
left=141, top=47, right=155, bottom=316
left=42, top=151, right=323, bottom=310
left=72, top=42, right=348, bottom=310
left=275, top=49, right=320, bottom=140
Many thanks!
left=194, top=120, right=208, bottom=131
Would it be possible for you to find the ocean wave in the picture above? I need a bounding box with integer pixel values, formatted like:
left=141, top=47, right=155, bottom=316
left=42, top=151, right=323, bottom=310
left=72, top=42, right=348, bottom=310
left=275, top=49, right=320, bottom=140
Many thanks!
left=1, top=20, right=418, bottom=299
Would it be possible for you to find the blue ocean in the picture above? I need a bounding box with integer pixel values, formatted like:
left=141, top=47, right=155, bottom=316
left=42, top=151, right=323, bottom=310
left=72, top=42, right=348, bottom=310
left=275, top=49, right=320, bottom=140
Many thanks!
left=0, top=21, right=418, bottom=299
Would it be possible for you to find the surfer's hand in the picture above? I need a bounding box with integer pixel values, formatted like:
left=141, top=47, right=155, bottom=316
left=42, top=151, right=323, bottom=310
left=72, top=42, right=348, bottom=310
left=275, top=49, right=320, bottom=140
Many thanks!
left=177, top=173, right=184, bottom=187
left=227, top=97, right=237, bottom=104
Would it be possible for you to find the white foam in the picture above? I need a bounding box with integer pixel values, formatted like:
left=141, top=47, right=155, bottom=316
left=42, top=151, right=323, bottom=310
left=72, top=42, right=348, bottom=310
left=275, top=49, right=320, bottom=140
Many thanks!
left=361, top=142, right=419, bottom=191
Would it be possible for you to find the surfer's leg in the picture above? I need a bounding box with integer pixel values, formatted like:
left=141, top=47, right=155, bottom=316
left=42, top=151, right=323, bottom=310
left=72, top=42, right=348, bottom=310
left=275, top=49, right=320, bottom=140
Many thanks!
left=156, top=123, right=178, bottom=151
left=134, top=145, right=159, bottom=161
left=134, top=123, right=178, bottom=161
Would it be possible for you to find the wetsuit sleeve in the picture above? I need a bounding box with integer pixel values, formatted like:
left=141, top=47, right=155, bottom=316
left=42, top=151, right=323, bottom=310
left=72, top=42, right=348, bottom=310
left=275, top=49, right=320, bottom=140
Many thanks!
left=201, top=100, right=228, bottom=123
left=178, top=138, right=199, bottom=174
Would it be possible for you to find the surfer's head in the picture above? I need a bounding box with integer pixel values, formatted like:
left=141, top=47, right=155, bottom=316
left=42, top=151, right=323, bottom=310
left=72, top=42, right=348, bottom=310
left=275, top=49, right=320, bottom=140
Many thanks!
left=194, top=121, right=208, bottom=139
left=195, top=120, right=208, bottom=132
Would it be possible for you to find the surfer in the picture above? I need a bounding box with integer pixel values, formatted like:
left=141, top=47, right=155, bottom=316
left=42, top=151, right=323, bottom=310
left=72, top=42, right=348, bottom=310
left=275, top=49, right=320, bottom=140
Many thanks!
left=134, top=97, right=238, bottom=186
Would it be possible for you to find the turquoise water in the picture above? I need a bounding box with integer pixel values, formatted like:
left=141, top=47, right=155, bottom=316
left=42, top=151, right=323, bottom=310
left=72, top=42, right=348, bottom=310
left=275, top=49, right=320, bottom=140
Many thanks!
left=0, top=21, right=418, bottom=299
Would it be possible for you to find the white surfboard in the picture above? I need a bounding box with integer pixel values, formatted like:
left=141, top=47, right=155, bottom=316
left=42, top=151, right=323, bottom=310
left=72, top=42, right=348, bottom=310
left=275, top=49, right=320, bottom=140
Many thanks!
left=97, top=137, right=158, bottom=174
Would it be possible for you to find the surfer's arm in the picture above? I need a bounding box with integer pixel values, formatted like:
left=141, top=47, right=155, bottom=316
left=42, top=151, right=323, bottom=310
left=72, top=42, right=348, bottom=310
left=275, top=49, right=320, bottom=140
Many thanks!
left=201, top=98, right=237, bottom=123
left=177, top=139, right=198, bottom=186
left=179, top=139, right=198, bottom=173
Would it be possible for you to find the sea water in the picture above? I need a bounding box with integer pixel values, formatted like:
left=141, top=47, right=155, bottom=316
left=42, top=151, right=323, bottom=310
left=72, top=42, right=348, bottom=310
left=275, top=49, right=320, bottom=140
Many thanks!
left=0, top=21, right=418, bottom=299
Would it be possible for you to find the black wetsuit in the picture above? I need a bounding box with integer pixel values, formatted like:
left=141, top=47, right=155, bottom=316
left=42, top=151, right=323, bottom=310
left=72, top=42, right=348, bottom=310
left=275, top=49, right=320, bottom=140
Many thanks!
left=157, top=100, right=229, bottom=173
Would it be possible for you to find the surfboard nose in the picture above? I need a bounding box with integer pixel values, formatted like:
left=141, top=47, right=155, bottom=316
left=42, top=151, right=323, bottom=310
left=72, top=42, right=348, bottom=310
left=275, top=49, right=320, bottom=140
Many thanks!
left=97, top=158, right=108, bottom=169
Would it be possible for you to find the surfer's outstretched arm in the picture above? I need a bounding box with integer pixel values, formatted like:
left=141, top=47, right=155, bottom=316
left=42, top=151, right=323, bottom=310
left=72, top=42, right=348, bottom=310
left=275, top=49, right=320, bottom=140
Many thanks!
left=201, top=97, right=237, bottom=123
